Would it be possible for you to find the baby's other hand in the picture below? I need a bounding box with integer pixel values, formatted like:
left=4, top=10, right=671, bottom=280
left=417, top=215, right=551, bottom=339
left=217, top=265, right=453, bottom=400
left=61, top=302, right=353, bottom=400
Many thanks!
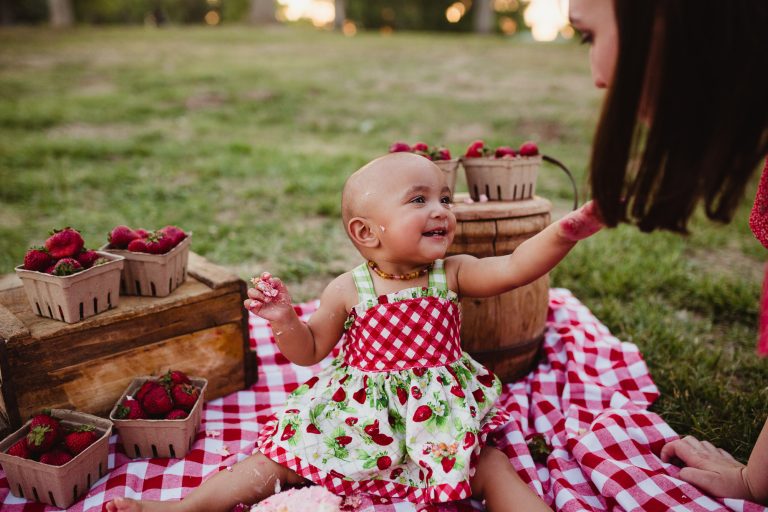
left=244, top=272, right=293, bottom=321
left=558, top=200, right=604, bottom=242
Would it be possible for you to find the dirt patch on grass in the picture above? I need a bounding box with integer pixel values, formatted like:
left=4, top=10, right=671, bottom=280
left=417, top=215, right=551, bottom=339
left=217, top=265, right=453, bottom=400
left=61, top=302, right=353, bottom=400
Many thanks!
left=47, top=122, right=138, bottom=140
left=185, top=92, right=228, bottom=110
left=689, top=246, right=763, bottom=282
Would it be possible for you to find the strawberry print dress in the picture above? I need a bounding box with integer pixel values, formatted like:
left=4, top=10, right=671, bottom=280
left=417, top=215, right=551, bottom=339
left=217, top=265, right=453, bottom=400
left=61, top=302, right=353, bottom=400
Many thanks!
left=257, top=260, right=510, bottom=504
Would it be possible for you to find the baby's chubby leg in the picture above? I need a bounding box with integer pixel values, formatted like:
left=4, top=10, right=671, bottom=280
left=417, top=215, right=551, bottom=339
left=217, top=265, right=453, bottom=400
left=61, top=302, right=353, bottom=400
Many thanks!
left=471, top=446, right=551, bottom=512
left=105, top=452, right=305, bottom=512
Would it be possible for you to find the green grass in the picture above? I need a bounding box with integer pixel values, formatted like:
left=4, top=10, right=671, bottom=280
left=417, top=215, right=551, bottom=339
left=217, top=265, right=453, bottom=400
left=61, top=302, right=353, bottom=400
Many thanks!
left=1, top=25, right=766, bottom=461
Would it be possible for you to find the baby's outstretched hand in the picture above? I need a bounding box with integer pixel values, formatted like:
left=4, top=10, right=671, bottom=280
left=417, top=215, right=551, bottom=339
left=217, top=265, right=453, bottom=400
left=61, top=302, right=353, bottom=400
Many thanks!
left=245, top=272, right=293, bottom=321
left=558, top=200, right=604, bottom=242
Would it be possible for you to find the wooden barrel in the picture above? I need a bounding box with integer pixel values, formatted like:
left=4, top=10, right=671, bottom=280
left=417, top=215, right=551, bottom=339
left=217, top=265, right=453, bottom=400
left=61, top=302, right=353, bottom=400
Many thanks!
left=447, top=195, right=551, bottom=382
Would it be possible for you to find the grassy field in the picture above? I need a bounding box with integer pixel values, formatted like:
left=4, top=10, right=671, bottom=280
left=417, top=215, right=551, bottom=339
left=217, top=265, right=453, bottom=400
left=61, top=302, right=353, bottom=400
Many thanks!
left=1, top=25, right=766, bottom=461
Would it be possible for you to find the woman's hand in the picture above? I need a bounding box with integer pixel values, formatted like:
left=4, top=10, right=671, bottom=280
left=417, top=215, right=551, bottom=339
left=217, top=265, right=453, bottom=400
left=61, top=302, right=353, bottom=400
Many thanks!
left=244, top=272, right=294, bottom=322
left=660, top=435, right=757, bottom=502
left=558, top=200, right=604, bottom=242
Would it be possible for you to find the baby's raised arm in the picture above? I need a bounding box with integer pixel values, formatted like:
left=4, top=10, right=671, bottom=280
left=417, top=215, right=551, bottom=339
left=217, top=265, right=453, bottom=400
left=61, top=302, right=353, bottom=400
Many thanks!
left=451, top=201, right=603, bottom=298
left=245, top=273, right=350, bottom=366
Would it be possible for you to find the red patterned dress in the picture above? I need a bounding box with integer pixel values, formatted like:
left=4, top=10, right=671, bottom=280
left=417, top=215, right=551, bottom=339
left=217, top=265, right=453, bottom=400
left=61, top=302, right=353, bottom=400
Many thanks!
left=257, top=259, right=510, bottom=503
left=749, top=158, right=768, bottom=355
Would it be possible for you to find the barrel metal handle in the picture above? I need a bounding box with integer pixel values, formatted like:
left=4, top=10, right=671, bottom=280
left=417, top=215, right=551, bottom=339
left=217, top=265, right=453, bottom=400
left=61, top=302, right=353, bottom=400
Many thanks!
left=542, top=154, right=579, bottom=211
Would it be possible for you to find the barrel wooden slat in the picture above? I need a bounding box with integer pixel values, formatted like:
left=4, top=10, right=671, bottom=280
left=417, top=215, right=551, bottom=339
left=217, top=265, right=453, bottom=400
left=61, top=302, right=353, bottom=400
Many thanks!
left=449, top=195, right=551, bottom=382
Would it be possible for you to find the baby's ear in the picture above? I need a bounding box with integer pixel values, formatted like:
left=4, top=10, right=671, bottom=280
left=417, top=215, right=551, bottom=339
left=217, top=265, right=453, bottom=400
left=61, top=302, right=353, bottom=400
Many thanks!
left=348, top=217, right=379, bottom=248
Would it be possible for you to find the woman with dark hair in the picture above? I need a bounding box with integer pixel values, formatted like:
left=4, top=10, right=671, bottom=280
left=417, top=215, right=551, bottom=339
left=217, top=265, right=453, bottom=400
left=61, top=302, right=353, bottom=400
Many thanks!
left=569, top=0, right=768, bottom=504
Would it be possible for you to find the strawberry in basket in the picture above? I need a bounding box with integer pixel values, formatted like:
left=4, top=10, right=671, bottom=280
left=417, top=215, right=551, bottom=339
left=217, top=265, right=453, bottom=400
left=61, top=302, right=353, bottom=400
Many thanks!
left=108, top=225, right=187, bottom=254
left=21, top=228, right=108, bottom=275
left=389, top=141, right=455, bottom=162
left=113, top=370, right=202, bottom=420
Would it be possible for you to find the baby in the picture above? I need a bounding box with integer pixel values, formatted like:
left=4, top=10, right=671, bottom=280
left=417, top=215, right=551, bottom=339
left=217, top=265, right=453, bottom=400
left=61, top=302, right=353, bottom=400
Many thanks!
left=107, top=152, right=602, bottom=512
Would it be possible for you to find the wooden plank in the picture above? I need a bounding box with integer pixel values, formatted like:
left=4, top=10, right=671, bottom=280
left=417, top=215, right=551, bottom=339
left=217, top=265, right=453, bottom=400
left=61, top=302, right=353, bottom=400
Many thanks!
left=451, top=194, right=551, bottom=221
left=495, top=214, right=551, bottom=254
left=5, top=292, right=244, bottom=376
left=187, top=252, right=241, bottom=289
left=15, top=322, right=246, bottom=420
left=0, top=302, right=28, bottom=342
left=449, top=220, right=497, bottom=258
left=0, top=276, right=238, bottom=343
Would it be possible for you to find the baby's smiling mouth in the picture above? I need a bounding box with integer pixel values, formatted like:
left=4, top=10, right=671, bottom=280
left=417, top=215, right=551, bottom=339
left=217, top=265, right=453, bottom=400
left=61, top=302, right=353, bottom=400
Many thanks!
left=423, top=228, right=448, bottom=237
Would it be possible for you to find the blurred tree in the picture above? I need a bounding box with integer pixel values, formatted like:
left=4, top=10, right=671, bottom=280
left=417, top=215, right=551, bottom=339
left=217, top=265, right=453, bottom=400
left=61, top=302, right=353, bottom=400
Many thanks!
left=473, top=0, right=492, bottom=34
left=48, top=0, right=74, bottom=26
left=334, top=0, right=345, bottom=30
left=249, top=0, right=275, bottom=24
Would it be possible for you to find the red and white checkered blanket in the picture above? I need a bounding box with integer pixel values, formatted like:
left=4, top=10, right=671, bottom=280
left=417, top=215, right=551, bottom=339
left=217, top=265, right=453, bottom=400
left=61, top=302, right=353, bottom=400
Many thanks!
left=2, top=289, right=765, bottom=511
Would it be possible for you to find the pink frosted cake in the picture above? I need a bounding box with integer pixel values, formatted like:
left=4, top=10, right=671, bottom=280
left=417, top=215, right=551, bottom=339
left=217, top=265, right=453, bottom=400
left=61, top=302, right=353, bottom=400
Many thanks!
left=251, top=486, right=342, bottom=512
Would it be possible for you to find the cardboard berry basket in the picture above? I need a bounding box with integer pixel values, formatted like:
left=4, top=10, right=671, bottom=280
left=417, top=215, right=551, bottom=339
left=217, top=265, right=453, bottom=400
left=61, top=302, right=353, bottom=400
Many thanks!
left=14, top=251, right=124, bottom=323
left=460, top=155, right=542, bottom=201
left=102, top=234, right=191, bottom=298
left=433, top=158, right=460, bottom=193
left=109, top=376, right=207, bottom=459
left=0, top=409, right=112, bottom=509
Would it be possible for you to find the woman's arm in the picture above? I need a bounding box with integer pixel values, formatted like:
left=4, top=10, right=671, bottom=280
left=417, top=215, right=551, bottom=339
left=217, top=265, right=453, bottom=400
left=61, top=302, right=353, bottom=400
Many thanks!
left=245, top=273, right=350, bottom=366
left=451, top=201, right=603, bottom=298
left=660, top=418, right=768, bottom=505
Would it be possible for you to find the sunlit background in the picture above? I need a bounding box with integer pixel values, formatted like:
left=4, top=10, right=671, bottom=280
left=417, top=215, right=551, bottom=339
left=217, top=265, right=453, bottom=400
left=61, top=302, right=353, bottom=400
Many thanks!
left=271, top=0, right=571, bottom=41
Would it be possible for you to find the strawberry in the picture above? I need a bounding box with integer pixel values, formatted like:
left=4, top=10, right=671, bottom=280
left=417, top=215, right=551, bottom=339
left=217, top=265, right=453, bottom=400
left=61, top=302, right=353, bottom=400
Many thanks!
left=464, top=140, right=486, bottom=158
left=6, top=438, right=31, bottom=459
left=64, top=425, right=98, bottom=455
left=285, top=409, right=300, bottom=414
left=158, top=225, right=186, bottom=246
left=165, top=409, right=187, bottom=420
left=306, top=423, right=321, bottom=434
left=335, top=435, right=352, bottom=447
left=44, top=263, right=57, bottom=274
left=141, top=385, right=174, bottom=416
left=305, top=376, right=319, bottom=389
left=412, top=405, right=432, bottom=423
left=412, top=367, right=427, bottom=377
left=363, top=420, right=380, bottom=436
left=450, top=385, right=465, bottom=398
left=161, top=369, right=192, bottom=387
left=126, top=238, right=150, bottom=253
left=376, top=455, right=392, bottom=470
left=153, top=233, right=176, bottom=254
left=412, top=142, right=429, bottom=154
left=51, top=258, right=83, bottom=276
left=494, top=146, right=517, bottom=158
left=352, top=387, right=366, bottom=404
left=331, top=387, right=346, bottom=402
left=388, top=141, right=411, bottom=153
left=472, top=389, right=486, bottom=403
left=432, top=147, right=451, bottom=161
left=26, top=425, right=58, bottom=454
left=280, top=424, right=296, bottom=441
left=114, top=398, right=147, bottom=419
left=463, top=431, right=476, bottom=450
left=108, top=225, right=139, bottom=249
left=76, top=249, right=100, bottom=269
left=135, top=228, right=151, bottom=238
left=135, top=381, right=161, bottom=403
left=410, top=386, right=422, bottom=399
left=39, top=449, right=73, bottom=466
left=477, top=372, right=496, bottom=387
left=345, top=417, right=358, bottom=426
left=23, top=247, right=54, bottom=272
left=45, top=228, right=84, bottom=259
left=441, top=456, right=456, bottom=472
left=469, top=406, right=477, bottom=418
left=372, top=433, right=393, bottom=446
left=396, top=387, right=408, bottom=405
left=171, top=383, right=200, bottom=411
left=390, top=468, right=403, bottom=479
left=519, top=141, right=539, bottom=156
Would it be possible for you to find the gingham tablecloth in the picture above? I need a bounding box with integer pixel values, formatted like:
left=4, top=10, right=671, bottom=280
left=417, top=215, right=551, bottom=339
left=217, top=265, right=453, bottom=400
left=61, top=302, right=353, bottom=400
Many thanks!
left=2, top=289, right=765, bottom=511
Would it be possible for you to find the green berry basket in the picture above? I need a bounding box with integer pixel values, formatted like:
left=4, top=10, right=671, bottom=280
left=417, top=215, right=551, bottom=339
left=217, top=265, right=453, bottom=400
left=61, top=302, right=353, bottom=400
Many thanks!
left=433, top=158, right=460, bottom=193
left=0, top=409, right=112, bottom=509
left=102, top=234, right=191, bottom=298
left=14, top=252, right=124, bottom=323
left=109, top=376, right=207, bottom=459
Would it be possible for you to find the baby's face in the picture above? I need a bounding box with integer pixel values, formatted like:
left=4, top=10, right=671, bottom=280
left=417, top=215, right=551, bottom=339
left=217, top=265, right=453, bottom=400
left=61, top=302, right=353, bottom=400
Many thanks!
left=364, top=155, right=456, bottom=264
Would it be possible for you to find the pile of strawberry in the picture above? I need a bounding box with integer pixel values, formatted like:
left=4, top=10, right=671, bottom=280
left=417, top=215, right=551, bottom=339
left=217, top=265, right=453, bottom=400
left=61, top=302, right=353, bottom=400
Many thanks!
left=463, top=139, right=539, bottom=158
left=107, top=225, right=187, bottom=254
left=5, top=411, right=100, bottom=466
left=114, top=370, right=200, bottom=421
left=22, top=227, right=107, bottom=276
left=388, top=141, right=453, bottom=161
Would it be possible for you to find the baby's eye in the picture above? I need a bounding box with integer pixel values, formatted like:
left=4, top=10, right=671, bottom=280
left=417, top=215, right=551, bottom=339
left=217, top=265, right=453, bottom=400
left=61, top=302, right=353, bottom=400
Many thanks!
left=410, top=196, right=426, bottom=204
left=440, top=196, right=453, bottom=206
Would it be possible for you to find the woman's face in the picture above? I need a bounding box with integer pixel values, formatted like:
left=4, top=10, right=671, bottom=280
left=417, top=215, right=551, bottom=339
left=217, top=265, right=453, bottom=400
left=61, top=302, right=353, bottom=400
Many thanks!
left=569, top=0, right=618, bottom=89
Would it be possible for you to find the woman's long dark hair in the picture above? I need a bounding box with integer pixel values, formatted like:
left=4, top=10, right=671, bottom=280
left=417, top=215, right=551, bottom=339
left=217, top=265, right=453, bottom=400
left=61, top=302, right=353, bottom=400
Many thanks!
left=590, top=0, right=768, bottom=232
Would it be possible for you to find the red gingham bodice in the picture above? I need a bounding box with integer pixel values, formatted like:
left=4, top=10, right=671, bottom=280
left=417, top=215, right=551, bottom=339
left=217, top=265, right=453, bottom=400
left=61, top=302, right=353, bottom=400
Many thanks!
left=342, top=263, right=463, bottom=372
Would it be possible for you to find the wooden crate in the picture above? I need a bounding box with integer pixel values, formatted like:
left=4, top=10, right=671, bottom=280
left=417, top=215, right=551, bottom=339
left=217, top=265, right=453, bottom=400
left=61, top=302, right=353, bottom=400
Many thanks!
left=0, top=253, right=256, bottom=434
